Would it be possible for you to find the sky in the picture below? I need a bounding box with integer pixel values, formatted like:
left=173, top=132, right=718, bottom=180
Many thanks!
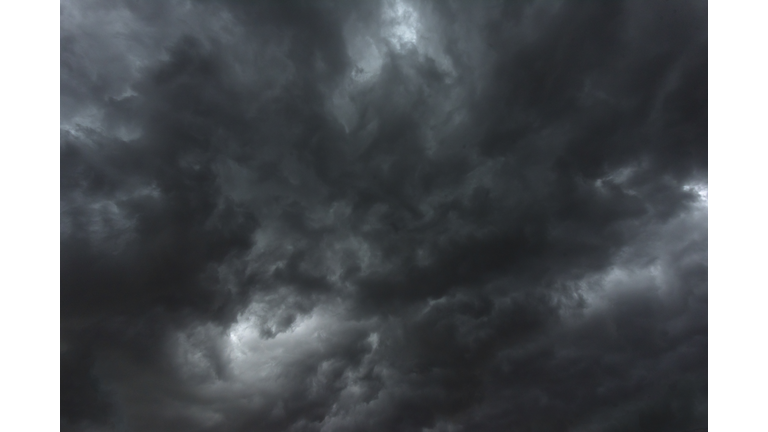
left=60, top=1, right=707, bottom=431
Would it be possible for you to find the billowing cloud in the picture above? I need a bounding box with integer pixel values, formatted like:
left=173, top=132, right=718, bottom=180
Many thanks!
left=61, top=1, right=707, bottom=431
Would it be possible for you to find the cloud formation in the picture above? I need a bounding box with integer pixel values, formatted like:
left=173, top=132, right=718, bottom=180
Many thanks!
left=61, top=0, right=707, bottom=430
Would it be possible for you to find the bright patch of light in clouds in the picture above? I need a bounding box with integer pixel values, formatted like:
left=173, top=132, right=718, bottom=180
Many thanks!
left=382, top=0, right=420, bottom=50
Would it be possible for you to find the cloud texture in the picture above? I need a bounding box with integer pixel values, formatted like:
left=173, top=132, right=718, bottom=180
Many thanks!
left=60, top=1, right=707, bottom=430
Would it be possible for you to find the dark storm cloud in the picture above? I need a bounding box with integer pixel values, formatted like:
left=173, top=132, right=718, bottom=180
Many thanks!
left=61, top=0, right=707, bottom=431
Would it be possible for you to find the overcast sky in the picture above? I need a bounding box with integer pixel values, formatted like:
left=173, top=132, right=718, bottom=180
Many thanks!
left=60, top=1, right=707, bottom=431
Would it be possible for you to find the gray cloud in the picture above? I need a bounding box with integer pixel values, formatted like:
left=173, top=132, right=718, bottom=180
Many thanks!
left=61, top=0, right=707, bottom=431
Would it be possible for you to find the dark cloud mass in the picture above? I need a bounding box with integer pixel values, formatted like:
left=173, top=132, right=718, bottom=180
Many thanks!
left=61, top=0, right=707, bottom=430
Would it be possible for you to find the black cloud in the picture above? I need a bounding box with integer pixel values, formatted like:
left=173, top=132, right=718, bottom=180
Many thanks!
left=61, top=0, right=707, bottom=431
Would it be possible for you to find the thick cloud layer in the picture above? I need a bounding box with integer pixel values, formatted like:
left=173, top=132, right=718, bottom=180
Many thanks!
left=61, top=1, right=707, bottom=431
